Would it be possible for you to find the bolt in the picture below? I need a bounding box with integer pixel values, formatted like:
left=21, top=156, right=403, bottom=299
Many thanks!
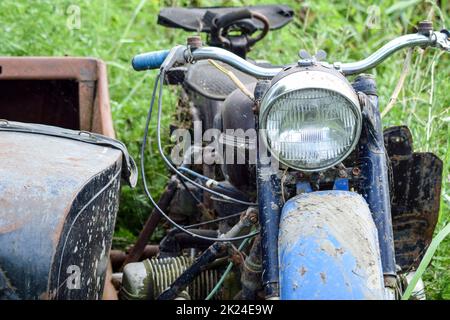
left=249, top=213, right=258, bottom=224
left=417, top=20, right=433, bottom=36
left=352, top=167, right=361, bottom=176
left=187, top=35, right=202, bottom=49
left=230, top=252, right=243, bottom=266
left=246, top=207, right=259, bottom=224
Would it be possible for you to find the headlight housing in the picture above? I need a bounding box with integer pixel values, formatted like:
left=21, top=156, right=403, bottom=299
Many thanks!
left=260, top=68, right=362, bottom=171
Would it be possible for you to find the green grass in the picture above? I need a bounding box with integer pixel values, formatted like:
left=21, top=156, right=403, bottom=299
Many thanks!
left=0, top=0, right=448, bottom=299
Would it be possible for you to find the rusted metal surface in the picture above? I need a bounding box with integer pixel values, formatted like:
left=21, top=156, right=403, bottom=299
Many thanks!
left=0, top=128, right=123, bottom=299
left=384, top=126, right=442, bottom=270
left=110, top=245, right=159, bottom=272
left=0, top=57, right=114, bottom=137
left=102, top=260, right=118, bottom=300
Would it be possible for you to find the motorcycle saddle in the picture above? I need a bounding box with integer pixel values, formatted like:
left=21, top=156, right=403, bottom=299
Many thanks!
left=157, top=5, right=294, bottom=33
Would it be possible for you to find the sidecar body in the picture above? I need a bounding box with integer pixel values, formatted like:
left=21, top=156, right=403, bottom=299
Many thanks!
left=0, top=58, right=135, bottom=299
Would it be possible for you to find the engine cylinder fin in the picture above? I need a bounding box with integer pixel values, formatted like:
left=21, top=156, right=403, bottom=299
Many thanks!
left=120, top=256, right=221, bottom=300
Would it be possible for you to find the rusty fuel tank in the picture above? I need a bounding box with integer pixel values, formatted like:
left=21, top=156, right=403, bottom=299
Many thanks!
left=0, top=121, right=136, bottom=299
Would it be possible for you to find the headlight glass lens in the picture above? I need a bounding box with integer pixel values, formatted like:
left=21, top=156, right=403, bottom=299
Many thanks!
left=265, top=88, right=359, bottom=170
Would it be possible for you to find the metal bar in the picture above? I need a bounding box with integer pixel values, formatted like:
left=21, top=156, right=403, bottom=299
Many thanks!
left=339, top=33, right=434, bottom=75
left=110, top=245, right=159, bottom=271
left=191, top=46, right=281, bottom=78
left=158, top=229, right=218, bottom=258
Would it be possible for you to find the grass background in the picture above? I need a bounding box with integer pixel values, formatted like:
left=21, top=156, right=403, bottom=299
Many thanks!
left=0, top=0, right=448, bottom=299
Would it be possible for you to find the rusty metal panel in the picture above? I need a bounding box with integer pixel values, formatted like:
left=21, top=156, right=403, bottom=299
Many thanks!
left=0, top=57, right=115, bottom=138
left=384, top=126, right=442, bottom=270
left=0, top=129, right=122, bottom=299
left=0, top=57, right=99, bottom=81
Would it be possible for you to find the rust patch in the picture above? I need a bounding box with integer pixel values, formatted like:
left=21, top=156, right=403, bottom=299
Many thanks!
left=0, top=216, right=32, bottom=234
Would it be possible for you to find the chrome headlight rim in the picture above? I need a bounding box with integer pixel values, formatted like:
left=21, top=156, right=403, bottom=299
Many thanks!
left=259, top=69, right=362, bottom=172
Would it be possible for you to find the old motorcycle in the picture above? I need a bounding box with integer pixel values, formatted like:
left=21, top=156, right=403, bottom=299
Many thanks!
left=1, top=5, right=449, bottom=300
left=125, top=5, right=449, bottom=300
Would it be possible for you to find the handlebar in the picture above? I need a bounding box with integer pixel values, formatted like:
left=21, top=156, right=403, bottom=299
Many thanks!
left=339, top=31, right=449, bottom=74
left=132, top=30, right=449, bottom=76
left=132, top=49, right=170, bottom=71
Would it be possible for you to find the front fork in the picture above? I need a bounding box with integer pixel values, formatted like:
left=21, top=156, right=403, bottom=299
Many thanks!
left=255, top=75, right=397, bottom=299
left=256, top=157, right=282, bottom=299
left=354, top=75, right=397, bottom=294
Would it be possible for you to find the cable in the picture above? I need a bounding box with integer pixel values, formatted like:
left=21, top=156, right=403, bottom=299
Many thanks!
left=179, top=167, right=242, bottom=194
left=156, top=70, right=257, bottom=207
left=140, top=71, right=259, bottom=242
left=205, top=235, right=253, bottom=300
left=185, top=211, right=243, bottom=229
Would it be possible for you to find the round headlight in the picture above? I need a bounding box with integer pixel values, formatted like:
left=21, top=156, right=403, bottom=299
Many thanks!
left=260, top=68, right=362, bottom=171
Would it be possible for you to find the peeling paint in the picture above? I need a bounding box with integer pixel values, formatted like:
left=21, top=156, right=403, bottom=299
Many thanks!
left=0, top=130, right=122, bottom=299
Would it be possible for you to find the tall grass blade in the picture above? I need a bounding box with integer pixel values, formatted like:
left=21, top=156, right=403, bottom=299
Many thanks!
left=402, top=222, right=450, bottom=300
